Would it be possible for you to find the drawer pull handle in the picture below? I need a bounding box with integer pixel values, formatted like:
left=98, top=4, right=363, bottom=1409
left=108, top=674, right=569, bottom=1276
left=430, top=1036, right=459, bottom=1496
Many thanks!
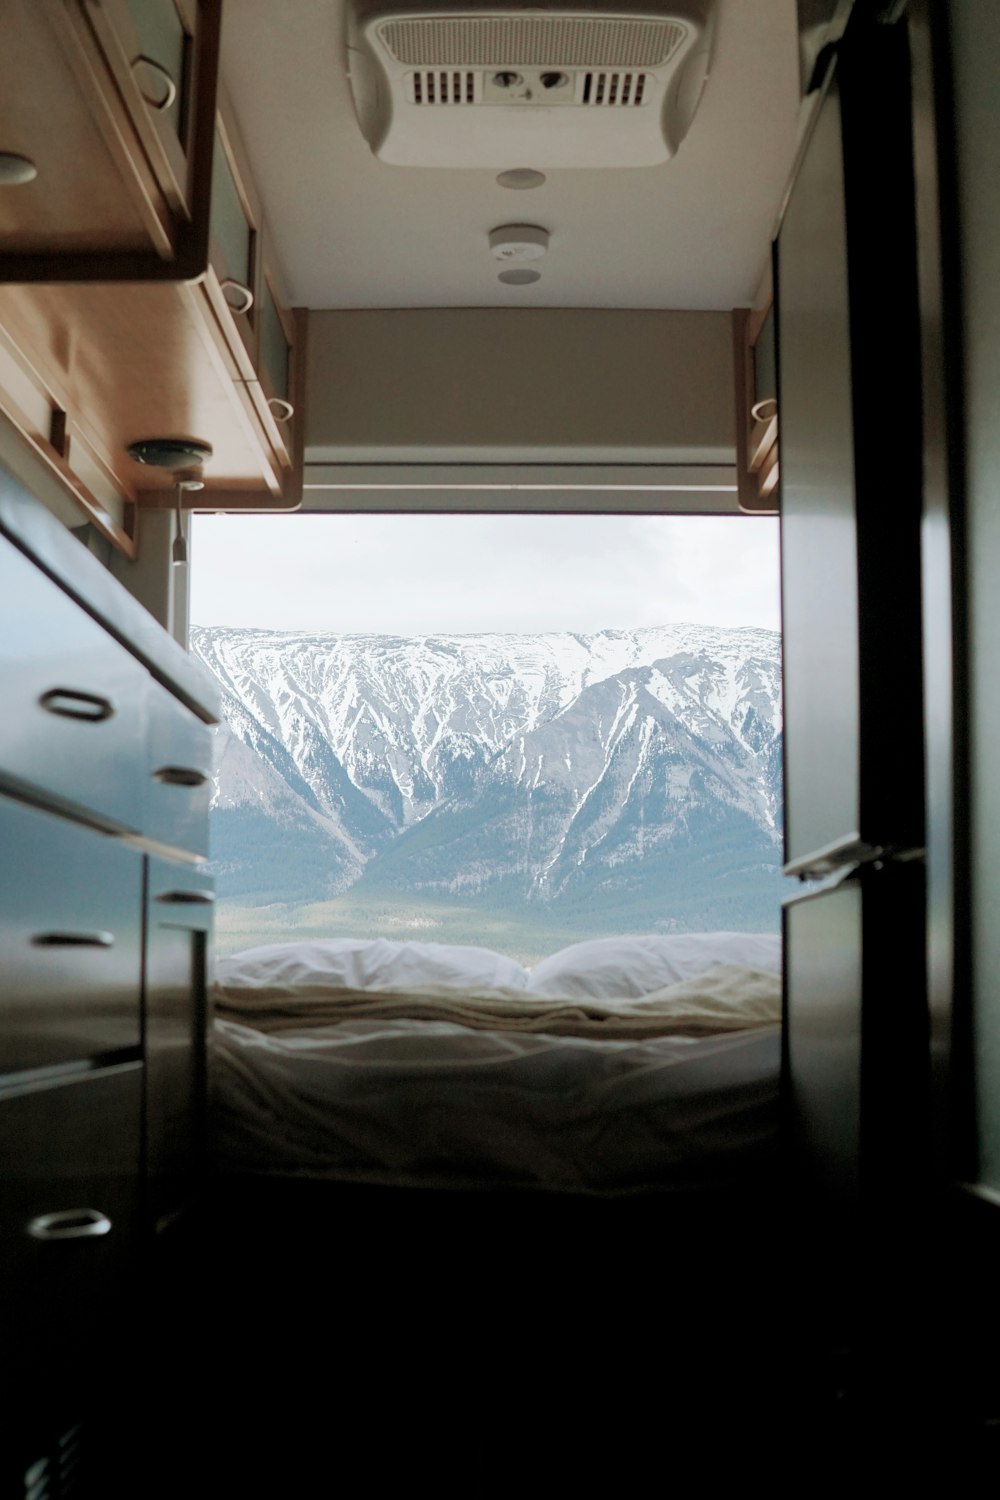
left=39, top=689, right=114, bottom=722
left=155, top=890, right=215, bottom=905
left=268, top=397, right=295, bottom=424
left=28, top=1208, right=112, bottom=1242
left=220, top=278, right=254, bottom=315
left=131, top=55, right=178, bottom=113
left=153, top=766, right=209, bottom=788
left=32, top=931, right=115, bottom=948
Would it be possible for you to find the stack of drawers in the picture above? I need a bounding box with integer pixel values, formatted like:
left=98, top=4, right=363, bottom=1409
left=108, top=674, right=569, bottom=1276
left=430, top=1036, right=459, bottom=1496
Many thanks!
left=0, top=477, right=218, bottom=1485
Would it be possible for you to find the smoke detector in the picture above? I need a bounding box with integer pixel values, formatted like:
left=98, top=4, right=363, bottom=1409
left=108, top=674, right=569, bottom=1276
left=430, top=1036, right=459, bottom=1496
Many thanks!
left=346, top=2, right=716, bottom=168
left=489, top=223, right=549, bottom=260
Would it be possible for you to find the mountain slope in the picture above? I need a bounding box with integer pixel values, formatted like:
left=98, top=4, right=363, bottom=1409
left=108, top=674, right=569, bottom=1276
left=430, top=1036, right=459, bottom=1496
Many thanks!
left=191, top=623, right=783, bottom=933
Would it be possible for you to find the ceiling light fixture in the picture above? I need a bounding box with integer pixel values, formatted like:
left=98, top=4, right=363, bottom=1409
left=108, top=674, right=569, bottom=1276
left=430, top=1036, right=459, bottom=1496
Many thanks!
left=127, top=438, right=212, bottom=566
left=497, top=168, right=546, bottom=190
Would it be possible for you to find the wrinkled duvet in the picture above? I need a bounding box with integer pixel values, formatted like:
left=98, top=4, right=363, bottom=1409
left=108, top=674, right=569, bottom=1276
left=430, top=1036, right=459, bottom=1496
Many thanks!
left=211, top=935, right=782, bottom=1195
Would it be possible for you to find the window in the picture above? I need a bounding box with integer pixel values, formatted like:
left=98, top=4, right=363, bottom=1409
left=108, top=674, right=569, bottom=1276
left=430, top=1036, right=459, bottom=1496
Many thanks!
left=190, top=512, right=781, bottom=959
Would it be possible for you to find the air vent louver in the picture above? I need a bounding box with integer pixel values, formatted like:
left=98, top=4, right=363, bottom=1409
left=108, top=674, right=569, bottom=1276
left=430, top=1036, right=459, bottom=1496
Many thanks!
left=346, top=4, right=716, bottom=167
left=581, top=71, right=648, bottom=105
left=409, top=69, right=477, bottom=103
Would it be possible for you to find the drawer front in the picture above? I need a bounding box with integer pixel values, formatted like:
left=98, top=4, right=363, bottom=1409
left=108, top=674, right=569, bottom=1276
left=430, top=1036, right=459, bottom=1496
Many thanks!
left=0, top=1063, right=141, bottom=1398
left=145, top=856, right=213, bottom=1230
left=0, top=536, right=148, bottom=831
left=0, top=798, right=143, bottom=1075
left=146, top=681, right=214, bottom=856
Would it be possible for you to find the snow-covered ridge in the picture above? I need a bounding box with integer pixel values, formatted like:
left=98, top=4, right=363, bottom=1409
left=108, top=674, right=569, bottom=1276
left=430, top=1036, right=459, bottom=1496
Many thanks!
left=192, top=622, right=781, bottom=830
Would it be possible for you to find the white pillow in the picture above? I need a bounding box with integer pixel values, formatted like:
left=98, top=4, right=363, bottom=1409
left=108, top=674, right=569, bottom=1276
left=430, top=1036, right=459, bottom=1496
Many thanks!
left=216, top=937, right=529, bottom=996
left=526, top=932, right=782, bottom=1002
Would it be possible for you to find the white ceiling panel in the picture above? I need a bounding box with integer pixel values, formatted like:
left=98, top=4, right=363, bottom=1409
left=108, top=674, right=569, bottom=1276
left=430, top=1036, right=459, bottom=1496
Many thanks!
left=219, top=0, right=802, bottom=310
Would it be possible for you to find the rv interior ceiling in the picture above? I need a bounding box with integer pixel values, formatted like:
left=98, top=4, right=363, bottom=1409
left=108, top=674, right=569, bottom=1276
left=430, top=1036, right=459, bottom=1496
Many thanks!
left=211, top=0, right=803, bottom=501
left=219, top=0, right=800, bottom=310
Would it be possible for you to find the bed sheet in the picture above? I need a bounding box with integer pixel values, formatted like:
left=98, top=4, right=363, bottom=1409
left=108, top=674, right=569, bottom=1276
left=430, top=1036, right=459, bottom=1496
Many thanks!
left=211, top=1017, right=781, bottom=1195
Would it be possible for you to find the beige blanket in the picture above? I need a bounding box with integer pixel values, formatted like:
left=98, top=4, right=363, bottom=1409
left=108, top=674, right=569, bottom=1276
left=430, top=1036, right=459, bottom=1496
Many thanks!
left=213, top=962, right=781, bottom=1041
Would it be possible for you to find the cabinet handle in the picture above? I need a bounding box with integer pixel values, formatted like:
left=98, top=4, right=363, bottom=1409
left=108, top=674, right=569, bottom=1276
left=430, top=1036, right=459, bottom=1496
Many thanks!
left=39, top=688, right=115, bottom=722
left=268, top=397, right=295, bottom=424
left=153, top=765, right=209, bottom=788
left=750, top=397, right=778, bottom=423
left=27, top=1208, right=112, bottom=1241
left=220, top=279, right=254, bottom=315
left=32, top=931, right=115, bottom=948
left=131, top=55, right=178, bottom=113
left=155, top=890, right=215, bottom=905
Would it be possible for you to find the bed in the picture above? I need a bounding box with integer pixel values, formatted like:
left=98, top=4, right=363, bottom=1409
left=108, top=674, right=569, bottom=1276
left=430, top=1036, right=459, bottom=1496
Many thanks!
left=210, top=930, right=783, bottom=1196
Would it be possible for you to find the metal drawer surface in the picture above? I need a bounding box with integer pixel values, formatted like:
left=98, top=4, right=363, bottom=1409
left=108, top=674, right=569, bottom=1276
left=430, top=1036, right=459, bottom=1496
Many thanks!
left=0, top=536, right=148, bottom=832
left=0, top=797, right=143, bottom=1075
left=0, top=1062, right=141, bottom=1393
left=145, top=679, right=215, bottom=857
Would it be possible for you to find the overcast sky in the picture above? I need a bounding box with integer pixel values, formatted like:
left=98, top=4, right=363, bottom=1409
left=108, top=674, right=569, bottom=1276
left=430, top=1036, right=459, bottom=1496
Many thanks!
left=190, top=512, right=780, bottom=635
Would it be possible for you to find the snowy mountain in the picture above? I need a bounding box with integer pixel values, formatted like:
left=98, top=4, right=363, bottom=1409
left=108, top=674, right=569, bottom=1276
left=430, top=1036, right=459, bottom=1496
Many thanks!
left=191, top=624, right=784, bottom=933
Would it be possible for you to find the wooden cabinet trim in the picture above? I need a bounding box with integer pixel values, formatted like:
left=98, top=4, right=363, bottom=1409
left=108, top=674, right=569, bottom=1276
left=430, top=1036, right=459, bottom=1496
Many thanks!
left=733, top=303, right=780, bottom=515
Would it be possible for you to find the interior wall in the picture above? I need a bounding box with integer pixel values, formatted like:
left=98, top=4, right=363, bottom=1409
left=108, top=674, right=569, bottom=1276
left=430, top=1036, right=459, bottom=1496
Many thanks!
left=951, top=0, right=1000, bottom=1191
left=306, top=309, right=736, bottom=464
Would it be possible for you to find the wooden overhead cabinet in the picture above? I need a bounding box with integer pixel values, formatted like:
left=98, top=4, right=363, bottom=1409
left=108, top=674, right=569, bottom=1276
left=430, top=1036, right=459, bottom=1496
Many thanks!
left=0, top=0, right=221, bottom=281
left=0, top=80, right=307, bottom=545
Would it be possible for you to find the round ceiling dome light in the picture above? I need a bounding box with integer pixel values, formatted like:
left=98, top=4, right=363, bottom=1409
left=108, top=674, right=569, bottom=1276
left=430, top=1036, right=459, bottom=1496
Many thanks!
left=496, top=169, right=546, bottom=191
left=498, top=269, right=541, bottom=286
left=126, top=438, right=213, bottom=470
left=0, top=153, right=37, bottom=186
left=489, top=224, right=549, bottom=263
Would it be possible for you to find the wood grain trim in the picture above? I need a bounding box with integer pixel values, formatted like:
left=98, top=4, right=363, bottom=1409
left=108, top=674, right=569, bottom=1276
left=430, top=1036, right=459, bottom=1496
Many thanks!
left=172, top=0, right=221, bottom=280
left=53, top=0, right=176, bottom=257
left=79, top=0, right=190, bottom=213
left=732, top=307, right=757, bottom=512
left=0, top=0, right=219, bottom=282
left=0, top=313, right=137, bottom=555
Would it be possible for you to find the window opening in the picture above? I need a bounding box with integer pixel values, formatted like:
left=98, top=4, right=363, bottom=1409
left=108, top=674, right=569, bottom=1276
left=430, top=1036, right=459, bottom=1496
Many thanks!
left=190, top=512, right=782, bottom=962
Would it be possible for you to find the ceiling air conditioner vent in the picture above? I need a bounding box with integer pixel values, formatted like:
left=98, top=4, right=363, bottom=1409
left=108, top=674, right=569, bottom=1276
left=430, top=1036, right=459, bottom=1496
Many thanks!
left=346, top=3, right=716, bottom=168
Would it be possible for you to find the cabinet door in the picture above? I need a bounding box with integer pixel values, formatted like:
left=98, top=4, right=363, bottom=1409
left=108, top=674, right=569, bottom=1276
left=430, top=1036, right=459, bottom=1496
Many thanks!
left=246, top=279, right=307, bottom=501
left=778, top=41, right=924, bottom=876
left=0, top=797, right=143, bottom=1075
left=144, top=856, right=213, bottom=1232
left=0, top=0, right=221, bottom=279
left=207, top=117, right=260, bottom=376
left=0, top=1064, right=142, bottom=1474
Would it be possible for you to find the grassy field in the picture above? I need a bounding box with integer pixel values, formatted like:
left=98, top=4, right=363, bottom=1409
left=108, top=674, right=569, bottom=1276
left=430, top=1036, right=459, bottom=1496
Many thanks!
left=213, top=891, right=614, bottom=965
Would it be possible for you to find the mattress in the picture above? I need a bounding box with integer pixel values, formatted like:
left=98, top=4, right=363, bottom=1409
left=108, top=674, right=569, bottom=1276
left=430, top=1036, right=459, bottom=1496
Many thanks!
left=210, top=931, right=782, bottom=1196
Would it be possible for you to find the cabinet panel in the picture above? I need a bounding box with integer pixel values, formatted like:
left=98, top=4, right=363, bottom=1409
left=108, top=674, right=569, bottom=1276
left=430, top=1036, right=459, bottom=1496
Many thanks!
left=144, top=857, right=213, bottom=1232
left=0, top=0, right=221, bottom=280
left=0, top=798, right=143, bottom=1075
left=146, top=679, right=214, bottom=856
left=778, top=75, right=861, bottom=871
left=0, top=1065, right=141, bottom=1420
left=0, top=534, right=149, bottom=830
left=778, top=43, right=924, bottom=875
left=208, top=118, right=260, bottom=377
